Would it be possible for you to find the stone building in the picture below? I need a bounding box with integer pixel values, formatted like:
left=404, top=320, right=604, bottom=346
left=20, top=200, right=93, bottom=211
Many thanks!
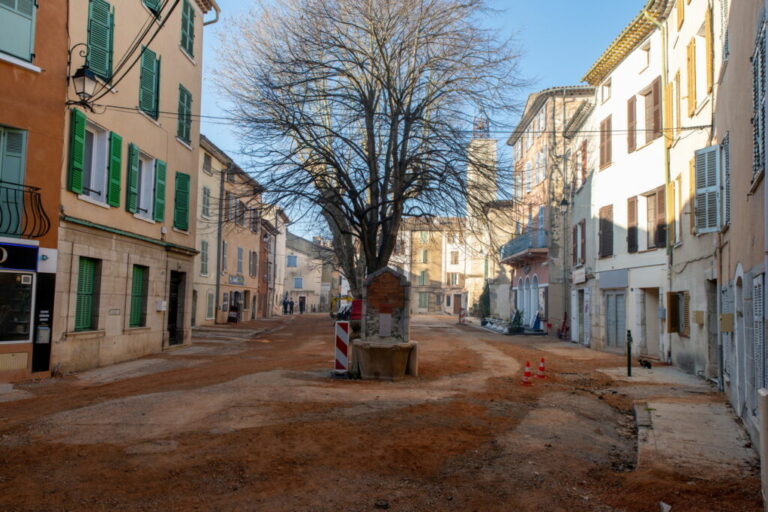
left=284, top=232, right=337, bottom=313
left=52, top=0, right=219, bottom=373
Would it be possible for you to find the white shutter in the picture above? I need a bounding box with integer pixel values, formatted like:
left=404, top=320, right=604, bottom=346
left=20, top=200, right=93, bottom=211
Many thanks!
left=583, top=289, right=591, bottom=347
left=570, top=290, right=579, bottom=343
left=694, top=145, right=720, bottom=233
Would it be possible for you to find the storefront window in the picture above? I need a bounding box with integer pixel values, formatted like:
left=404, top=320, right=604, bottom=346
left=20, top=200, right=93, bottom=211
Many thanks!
left=0, top=272, right=33, bottom=342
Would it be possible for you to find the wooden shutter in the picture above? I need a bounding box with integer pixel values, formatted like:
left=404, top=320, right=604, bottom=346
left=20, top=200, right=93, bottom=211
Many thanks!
left=600, top=117, right=611, bottom=168
left=667, top=293, right=679, bottom=333
left=181, top=0, right=195, bottom=56
left=627, top=196, right=638, bottom=253
left=68, top=109, right=87, bottom=194
left=0, top=0, right=36, bottom=61
left=75, top=257, right=96, bottom=331
left=139, top=48, right=159, bottom=118
left=174, top=172, right=191, bottom=230
left=605, top=116, right=612, bottom=166
left=106, top=132, right=122, bottom=207
left=668, top=181, right=676, bottom=244
left=125, top=143, right=139, bottom=213
left=87, top=0, right=113, bottom=80
left=676, top=0, right=684, bottom=30
left=627, top=97, right=636, bottom=153
left=664, top=82, right=673, bottom=148
left=153, top=160, right=166, bottom=222
left=599, top=205, right=613, bottom=257
left=687, top=39, right=697, bottom=117
left=129, top=265, right=146, bottom=327
left=689, top=159, right=696, bottom=234
left=723, top=137, right=731, bottom=225
left=177, top=85, right=192, bottom=143
left=581, top=140, right=587, bottom=182
left=705, top=7, right=713, bottom=93
left=572, top=225, right=577, bottom=264
left=655, top=186, right=666, bottom=247
left=694, top=145, right=720, bottom=232
left=580, top=219, right=586, bottom=264
left=652, top=77, right=662, bottom=140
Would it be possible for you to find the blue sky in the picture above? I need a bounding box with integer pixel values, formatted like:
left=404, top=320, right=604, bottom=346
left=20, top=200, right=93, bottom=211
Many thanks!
left=200, top=0, right=645, bottom=157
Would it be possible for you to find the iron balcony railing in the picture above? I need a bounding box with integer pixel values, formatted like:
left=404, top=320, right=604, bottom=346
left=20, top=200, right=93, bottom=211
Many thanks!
left=500, top=228, right=548, bottom=261
left=0, top=181, right=51, bottom=238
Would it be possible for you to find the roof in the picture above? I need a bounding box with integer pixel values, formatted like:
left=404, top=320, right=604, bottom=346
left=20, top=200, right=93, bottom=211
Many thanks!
left=564, top=101, right=595, bottom=139
left=194, top=0, right=219, bottom=14
left=582, top=0, right=674, bottom=86
left=200, top=133, right=265, bottom=192
left=506, top=86, right=595, bottom=146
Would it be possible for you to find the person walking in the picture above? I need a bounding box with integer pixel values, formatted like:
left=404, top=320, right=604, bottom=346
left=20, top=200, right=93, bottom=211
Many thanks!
left=282, top=297, right=288, bottom=315
left=289, top=299, right=294, bottom=314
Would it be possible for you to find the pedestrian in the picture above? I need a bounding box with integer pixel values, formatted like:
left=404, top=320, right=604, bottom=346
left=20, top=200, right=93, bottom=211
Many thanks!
left=282, top=297, right=288, bottom=315
left=299, top=300, right=305, bottom=314
left=289, top=299, right=294, bottom=314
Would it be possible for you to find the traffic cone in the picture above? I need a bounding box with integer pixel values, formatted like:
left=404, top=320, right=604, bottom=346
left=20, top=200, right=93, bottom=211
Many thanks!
left=536, top=357, right=546, bottom=379
left=521, top=361, right=533, bottom=386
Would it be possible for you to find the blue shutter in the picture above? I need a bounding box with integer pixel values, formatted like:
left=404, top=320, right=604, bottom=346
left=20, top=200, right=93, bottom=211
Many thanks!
left=0, top=0, right=36, bottom=61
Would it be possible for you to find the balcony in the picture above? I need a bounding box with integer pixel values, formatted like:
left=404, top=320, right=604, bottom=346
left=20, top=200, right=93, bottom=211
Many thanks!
left=0, top=181, right=51, bottom=238
left=500, top=229, right=548, bottom=264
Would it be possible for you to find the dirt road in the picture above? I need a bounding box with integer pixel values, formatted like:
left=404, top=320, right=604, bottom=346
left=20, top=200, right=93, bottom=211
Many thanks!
left=0, top=314, right=761, bottom=511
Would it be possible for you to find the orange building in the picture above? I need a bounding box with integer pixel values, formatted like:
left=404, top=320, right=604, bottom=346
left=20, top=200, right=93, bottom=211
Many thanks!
left=0, top=1, right=67, bottom=380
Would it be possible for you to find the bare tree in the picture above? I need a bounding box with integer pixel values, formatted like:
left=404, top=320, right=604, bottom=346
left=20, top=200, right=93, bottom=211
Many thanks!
left=219, top=0, right=521, bottom=296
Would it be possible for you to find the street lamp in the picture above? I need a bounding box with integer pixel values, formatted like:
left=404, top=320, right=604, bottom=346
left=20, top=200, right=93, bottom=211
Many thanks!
left=72, top=66, right=98, bottom=103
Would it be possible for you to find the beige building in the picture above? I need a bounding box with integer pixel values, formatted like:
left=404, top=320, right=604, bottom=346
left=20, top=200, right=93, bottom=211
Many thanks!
left=284, top=233, right=337, bottom=313
left=53, top=0, right=219, bottom=372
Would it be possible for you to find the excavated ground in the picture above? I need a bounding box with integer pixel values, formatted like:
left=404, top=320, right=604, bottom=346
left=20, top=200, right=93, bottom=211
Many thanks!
left=0, top=314, right=760, bottom=511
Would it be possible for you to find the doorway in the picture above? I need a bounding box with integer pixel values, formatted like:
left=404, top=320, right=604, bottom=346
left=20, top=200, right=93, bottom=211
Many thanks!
left=252, top=295, right=257, bottom=320
left=168, top=271, right=185, bottom=346
left=299, top=295, right=306, bottom=314
left=605, top=291, right=626, bottom=350
left=191, top=289, right=197, bottom=327
left=453, top=294, right=462, bottom=314
left=643, top=288, right=660, bottom=358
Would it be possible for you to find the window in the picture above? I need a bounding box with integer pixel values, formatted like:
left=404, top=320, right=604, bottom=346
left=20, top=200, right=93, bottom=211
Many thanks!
left=200, top=240, right=208, bottom=275
left=721, top=135, right=730, bottom=226
left=753, top=24, right=766, bottom=180
left=601, top=79, right=612, bottom=103
left=237, top=247, right=243, bottom=274
left=419, top=292, right=428, bottom=308
left=420, top=231, right=428, bottom=243
left=704, top=8, right=714, bottom=94
left=237, top=201, right=246, bottom=227
left=450, top=251, right=459, bottom=265
left=0, top=0, right=36, bottom=61
left=67, top=111, right=122, bottom=207
left=448, top=272, right=459, bottom=286
left=641, top=42, right=651, bottom=70
left=287, top=255, right=297, bottom=267
left=221, top=291, right=229, bottom=311
left=599, top=116, right=612, bottom=168
left=86, top=0, right=114, bottom=81
left=203, top=153, right=212, bottom=174
left=667, top=291, right=690, bottom=337
left=75, top=257, right=99, bottom=331
left=129, top=265, right=148, bottom=327
left=525, top=162, right=532, bottom=192
left=676, top=0, right=684, bottom=30
left=598, top=205, right=613, bottom=258
left=180, top=0, right=195, bottom=56
left=294, top=277, right=303, bottom=289
left=419, top=270, right=427, bottom=286
left=249, top=250, right=257, bottom=277
left=645, top=187, right=666, bottom=249
left=627, top=196, right=638, bottom=253
left=694, top=145, right=720, bottom=233
left=177, top=85, right=192, bottom=143
left=421, top=249, right=428, bottom=263
left=139, top=47, right=160, bottom=119
left=675, top=175, right=683, bottom=244
left=206, top=291, right=215, bottom=319
left=250, top=209, right=259, bottom=232
left=687, top=38, right=697, bottom=117
left=0, top=127, right=27, bottom=235
left=572, top=220, right=586, bottom=264
left=173, top=172, right=190, bottom=230
left=643, top=77, right=662, bottom=143
left=127, top=146, right=165, bottom=221
left=222, top=241, right=228, bottom=271
left=627, top=96, right=637, bottom=153
left=201, top=186, right=211, bottom=217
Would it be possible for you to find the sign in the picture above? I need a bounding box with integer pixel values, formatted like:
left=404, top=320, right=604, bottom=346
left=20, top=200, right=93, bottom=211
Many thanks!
left=0, top=241, right=38, bottom=272
left=572, top=267, right=586, bottom=284
left=228, top=275, right=245, bottom=286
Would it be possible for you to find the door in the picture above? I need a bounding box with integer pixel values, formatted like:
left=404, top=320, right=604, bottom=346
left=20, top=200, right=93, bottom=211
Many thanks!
left=299, top=295, right=306, bottom=314
left=191, top=289, right=197, bottom=327
left=644, top=289, right=660, bottom=358
left=605, top=291, right=626, bottom=349
left=167, top=271, right=185, bottom=346
left=570, top=290, right=579, bottom=343
left=453, top=294, right=462, bottom=314
left=252, top=295, right=257, bottom=320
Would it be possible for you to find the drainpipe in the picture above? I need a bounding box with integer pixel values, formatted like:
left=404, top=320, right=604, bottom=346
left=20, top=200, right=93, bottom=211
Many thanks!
left=214, top=164, right=227, bottom=323
left=643, top=9, right=672, bottom=363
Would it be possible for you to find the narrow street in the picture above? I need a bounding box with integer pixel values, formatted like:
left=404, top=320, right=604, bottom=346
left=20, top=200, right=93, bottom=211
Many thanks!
left=0, top=315, right=760, bottom=511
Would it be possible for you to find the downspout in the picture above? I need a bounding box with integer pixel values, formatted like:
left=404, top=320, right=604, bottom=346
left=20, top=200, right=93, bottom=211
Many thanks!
left=214, top=164, right=227, bottom=323
left=643, top=8, right=672, bottom=363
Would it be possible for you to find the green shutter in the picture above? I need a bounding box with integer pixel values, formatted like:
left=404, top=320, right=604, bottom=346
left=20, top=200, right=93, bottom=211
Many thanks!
left=143, top=0, right=160, bottom=14
left=68, top=109, right=87, bottom=194
left=126, top=143, right=139, bottom=213
left=87, top=0, right=113, bottom=80
left=0, top=0, right=36, bottom=61
left=180, top=0, right=195, bottom=56
left=153, top=159, right=166, bottom=222
left=75, top=257, right=96, bottom=331
left=129, top=265, right=146, bottom=327
left=106, top=132, right=122, bottom=207
left=177, top=85, right=192, bottom=143
left=173, top=172, right=190, bottom=231
left=139, top=48, right=159, bottom=118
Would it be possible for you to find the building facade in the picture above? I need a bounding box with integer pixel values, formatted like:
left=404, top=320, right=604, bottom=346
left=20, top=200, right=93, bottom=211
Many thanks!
left=52, top=0, right=218, bottom=373
left=284, top=232, right=326, bottom=313
left=0, top=0, right=66, bottom=380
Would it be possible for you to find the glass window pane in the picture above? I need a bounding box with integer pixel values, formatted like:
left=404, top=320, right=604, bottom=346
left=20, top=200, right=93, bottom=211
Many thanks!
left=0, top=272, right=33, bottom=342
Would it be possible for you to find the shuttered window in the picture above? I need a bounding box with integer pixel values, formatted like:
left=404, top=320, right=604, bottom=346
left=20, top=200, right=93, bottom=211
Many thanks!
left=627, top=196, right=638, bottom=253
left=206, top=292, right=215, bottom=319
left=753, top=25, right=766, bottom=179
left=0, top=127, right=27, bottom=236
left=627, top=97, right=636, bottom=153
left=68, top=109, right=87, bottom=194
left=0, top=0, right=36, bottom=61
left=598, top=205, right=613, bottom=258
left=705, top=8, right=713, bottom=93
left=180, top=0, right=195, bottom=56
left=125, top=144, right=139, bottom=213
left=579, top=219, right=586, bottom=264
left=153, top=160, right=166, bottom=222
left=650, top=77, right=662, bottom=142
left=694, top=145, right=720, bottom=233
left=664, top=81, right=673, bottom=148
left=687, top=39, right=697, bottom=117
left=421, top=249, right=428, bottom=263
left=139, top=47, right=161, bottom=119
left=202, top=186, right=210, bottom=217
left=106, top=132, right=122, bottom=207
left=676, top=0, right=684, bottom=30
left=754, top=276, right=766, bottom=389
left=75, top=257, right=98, bottom=331
left=143, top=0, right=161, bottom=14
left=222, top=241, right=227, bottom=271
left=572, top=225, right=577, bottom=265
left=87, top=0, right=114, bottom=81
left=173, top=172, right=190, bottom=231
left=129, top=265, right=148, bottom=328
left=580, top=140, right=588, bottom=183
left=599, top=116, right=612, bottom=168
left=237, top=247, right=243, bottom=274
left=721, top=135, right=731, bottom=226
left=200, top=240, right=208, bottom=275
left=419, top=270, right=427, bottom=286
left=177, top=84, right=192, bottom=143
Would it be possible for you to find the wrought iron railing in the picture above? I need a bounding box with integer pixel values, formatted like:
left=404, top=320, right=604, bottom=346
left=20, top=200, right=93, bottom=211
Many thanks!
left=0, top=181, right=51, bottom=238
left=500, top=229, right=547, bottom=261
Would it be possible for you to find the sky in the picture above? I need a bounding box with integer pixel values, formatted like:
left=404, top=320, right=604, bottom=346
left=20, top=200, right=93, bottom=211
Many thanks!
left=198, top=0, right=646, bottom=232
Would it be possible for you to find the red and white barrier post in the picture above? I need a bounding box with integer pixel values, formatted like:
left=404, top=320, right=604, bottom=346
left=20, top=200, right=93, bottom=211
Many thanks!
left=334, top=321, right=350, bottom=374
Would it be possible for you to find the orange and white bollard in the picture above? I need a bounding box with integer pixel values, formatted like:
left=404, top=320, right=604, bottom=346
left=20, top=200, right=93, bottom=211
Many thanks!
left=536, top=358, right=546, bottom=379
left=521, top=361, right=533, bottom=386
